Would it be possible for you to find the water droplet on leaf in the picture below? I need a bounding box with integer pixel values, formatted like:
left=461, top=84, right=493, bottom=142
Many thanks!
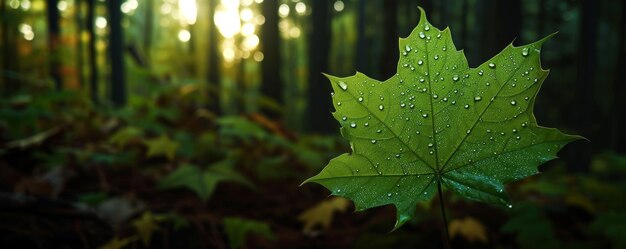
left=338, top=81, right=348, bottom=91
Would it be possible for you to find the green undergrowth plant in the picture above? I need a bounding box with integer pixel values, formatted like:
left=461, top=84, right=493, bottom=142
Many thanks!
left=1, top=79, right=343, bottom=247
left=303, top=7, right=582, bottom=245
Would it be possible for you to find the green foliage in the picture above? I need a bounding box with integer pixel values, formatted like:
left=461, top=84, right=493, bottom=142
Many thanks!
left=0, top=91, right=92, bottom=140
left=144, top=135, right=180, bottom=161
left=501, top=203, right=559, bottom=249
left=109, top=126, right=144, bottom=147
left=304, top=8, right=581, bottom=228
left=218, top=116, right=270, bottom=142
left=223, top=217, right=275, bottom=249
left=157, top=160, right=252, bottom=201
left=132, top=212, right=161, bottom=246
left=590, top=212, right=626, bottom=248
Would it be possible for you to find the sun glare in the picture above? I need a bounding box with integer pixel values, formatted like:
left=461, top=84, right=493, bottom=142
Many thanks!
left=178, top=0, right=197, bottom=25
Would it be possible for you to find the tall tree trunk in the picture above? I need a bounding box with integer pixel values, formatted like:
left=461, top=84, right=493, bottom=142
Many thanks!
left=356, top=0, right=369, bottom=75
left=466, top=0, right=484, bottom=66
left=260, top=0, right=282, bottom=117
left=207, top=0, right=220, bottom=113
left=537, top=0, right=547, bottom=36
left=87, top=0, right=98, bottom=103
left=306, top=0, right=334, bottom=133
left=1, top=0, right=10, bottom=95
left=380, top=0, right=398, bottom=78
left=398, top=0, right=427, bottom=36
left=460, top=0, right=468, bottom=49
left=437, top=0, right=448, bottom=27
left=611, top=1, right=626, bottom=152
left=47, top=0, right=62, bottom=90
left=476, top=0, right=490, bottom=62
left=75, top=0, right=84, bottom=87
left=144, top=0, right=153, bottom=67
left=107, top=0, right=126, bottom=106
left=567, top=0, right=598, bottom=172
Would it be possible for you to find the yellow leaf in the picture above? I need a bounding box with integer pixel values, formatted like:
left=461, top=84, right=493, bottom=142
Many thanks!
left=109, top=126, right=143, bottom=147
left=297, top=197, right=350, bottom=234
left=566, top=193, right=595, bottom=213
left=132, top=212, right=160, bottom=246
left=449, top=217, right=488, bottom=243
left=99, top=236, right=136, bottom=249
left=144, top=135, right=179, bottom=161
left=5, top=127, right=61, bottom=149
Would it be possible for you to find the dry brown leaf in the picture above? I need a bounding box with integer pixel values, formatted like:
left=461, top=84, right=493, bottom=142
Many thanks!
left=448, top=217, right=488, bottom=243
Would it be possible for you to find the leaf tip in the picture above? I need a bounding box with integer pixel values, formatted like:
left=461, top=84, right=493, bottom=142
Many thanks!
left=391, top=212, right=412, bottom=232
left=534, top=32, right=559, bottom=46
left=417, top=6, right=429, bottom=23
left=299, top=176, right=315, bottom=187
left=570, top=134, right=589, bottom=143
left=321, top=72, right=333, bottom=79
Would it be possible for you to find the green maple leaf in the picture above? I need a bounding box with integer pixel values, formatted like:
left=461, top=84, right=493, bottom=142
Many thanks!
left=144, top=135, right=180, bottom=161
left=223, top=217, right=275, bottom=249
left=303, top=8, right=581, bottom=229
left=158, top=160, right=252, bottom=201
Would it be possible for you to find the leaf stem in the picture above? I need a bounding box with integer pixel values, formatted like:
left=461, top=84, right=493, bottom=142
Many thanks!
left=437, top=179, right=451, bottom=249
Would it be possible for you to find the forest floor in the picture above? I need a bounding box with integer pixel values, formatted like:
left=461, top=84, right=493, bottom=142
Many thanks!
left=1, top=87, right=624, bottom=249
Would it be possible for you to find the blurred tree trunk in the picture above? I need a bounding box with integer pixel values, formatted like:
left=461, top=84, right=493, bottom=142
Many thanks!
left=207, top=0, right=220, bottom=113
left=437, top=0, right=448, bottom=26
left=380, top=0, right=398, bottom=78
left=476, top=0, right=489, bottom=62
left=47, top=0, right=62, bottom=90
left=75, top=0, right=84, bottom=87
left=87, top=0, right=98, bottom=103
left=465, top=0, right=485, bottom=66
left=611, top=1, right=626, bottom=152
left=306, top=0, right=334, bottom=133
left=260, top=0, right=282, bottom=117
left=537, top=0, right=547, bottom=36
left=460, top=0, right=468, bottom=48
left=398, top=0, right=428, bottom=36
left=1, top=0, right=13, bottom=96
left=107, top=0, right=126, bottom=106
left=567, top=0, right=598, bottom=171
left=356, top=0, right=369, bottom=75
left=144, top=0, right=153, bottom=66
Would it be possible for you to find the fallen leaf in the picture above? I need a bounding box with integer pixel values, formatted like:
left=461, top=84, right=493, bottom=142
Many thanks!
left=298, top=197, right=350, bottom=234
left=5, top=126, right=61, bottom=149
left=449, top=217, right=488, bottom=243
left=132, top=211, right=160, bottom=246
left=99, top=236, right=137, bottom=249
